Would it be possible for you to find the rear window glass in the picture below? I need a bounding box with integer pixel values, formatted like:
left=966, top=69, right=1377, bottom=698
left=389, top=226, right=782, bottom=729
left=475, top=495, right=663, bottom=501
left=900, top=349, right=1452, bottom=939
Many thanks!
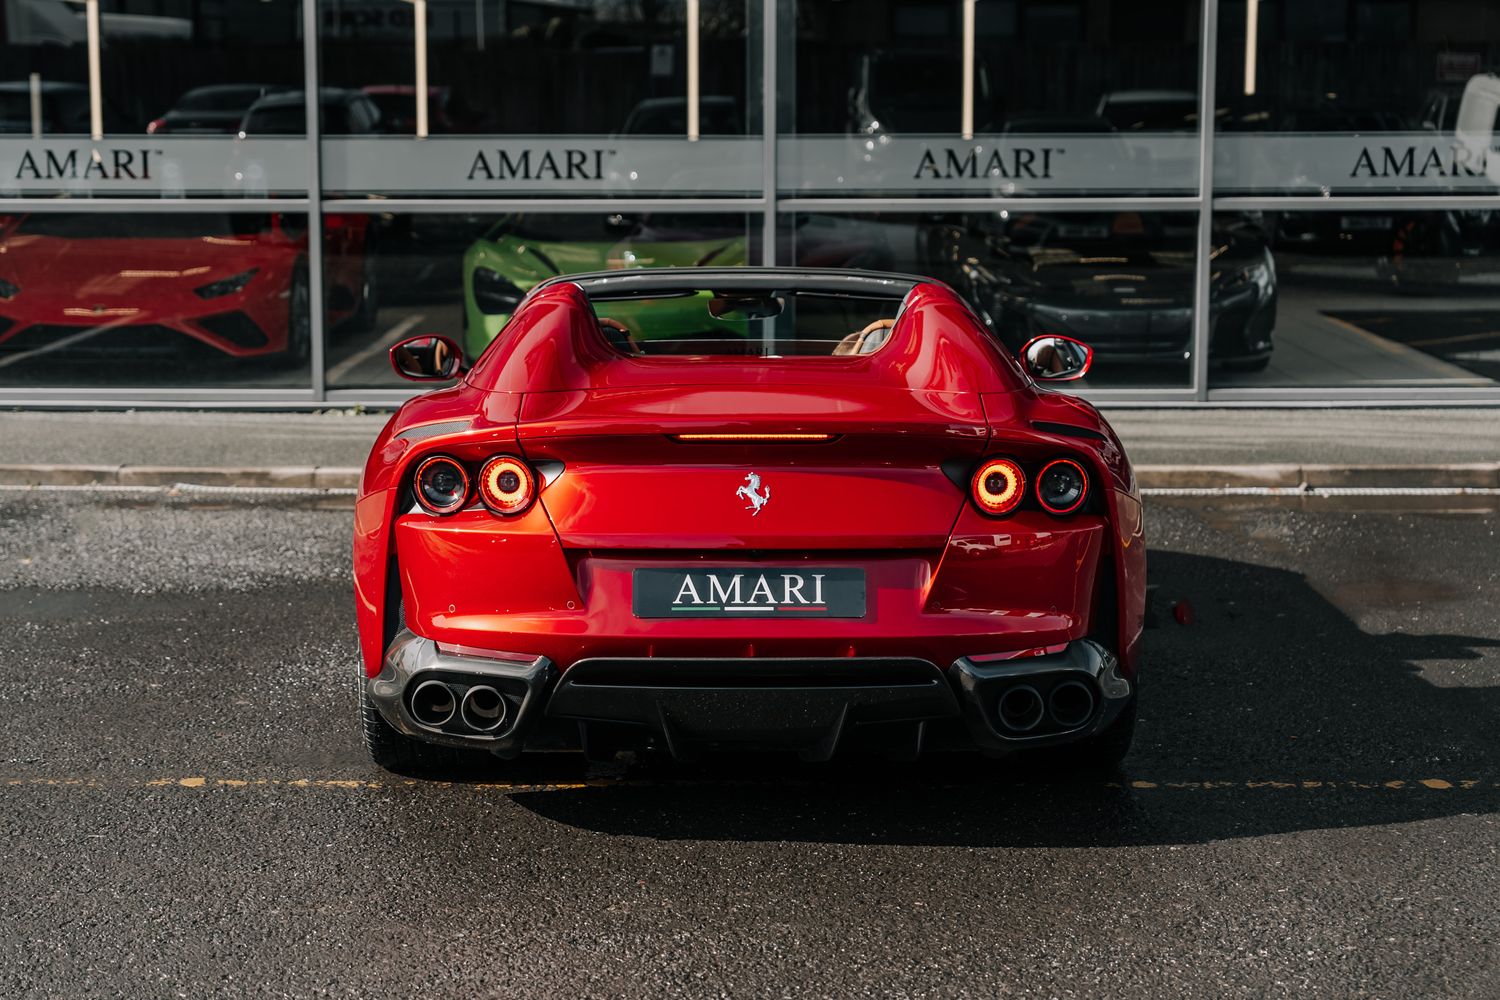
left=590, top=288, right=906, bottom=358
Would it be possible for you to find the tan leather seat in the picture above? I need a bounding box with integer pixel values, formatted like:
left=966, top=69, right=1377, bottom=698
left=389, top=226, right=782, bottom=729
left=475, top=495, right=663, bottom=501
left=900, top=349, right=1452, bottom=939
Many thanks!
left=832, top=318, right=895, bottom=356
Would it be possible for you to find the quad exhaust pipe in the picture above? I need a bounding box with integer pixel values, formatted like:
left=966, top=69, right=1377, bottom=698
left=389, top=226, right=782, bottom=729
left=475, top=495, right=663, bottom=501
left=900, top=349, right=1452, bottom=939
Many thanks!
left=1047, top=680, right=1096, bottom=729
left=409, top=678, right=509, bottom=733
left=997, top=684, right=1045, bottom=732
left=410, top=679, right=457, bottom=726
left=460, top=685, right=508, bottom=732
left=996, top=679, right=1097, bottom=734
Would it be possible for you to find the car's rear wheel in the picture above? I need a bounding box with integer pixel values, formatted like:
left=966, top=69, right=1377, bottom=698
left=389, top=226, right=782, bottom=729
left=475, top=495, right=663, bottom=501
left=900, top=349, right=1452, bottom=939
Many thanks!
left=357, top=670, right=489, bottom=776
left=1029, top=696, right=1137, bottom=775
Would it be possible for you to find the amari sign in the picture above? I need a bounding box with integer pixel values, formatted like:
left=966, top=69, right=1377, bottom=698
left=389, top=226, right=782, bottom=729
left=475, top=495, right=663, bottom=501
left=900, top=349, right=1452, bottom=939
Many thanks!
left=321, top=137, right=762, bottom=196
left=0, top=138, right=307, bottom=197
left=1215, top=133, right=1500, bottom=192
left=5, top=133, right=1495, bottom=199
left=779, top=135, right=1200, bottom=194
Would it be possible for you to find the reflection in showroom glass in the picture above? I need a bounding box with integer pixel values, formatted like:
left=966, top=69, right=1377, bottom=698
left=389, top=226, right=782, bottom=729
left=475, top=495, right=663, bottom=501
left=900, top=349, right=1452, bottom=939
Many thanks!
left=788, top=212, right=1249, bottom=388
left=1210, top=210, right=1500, bottom=390
left=1216, top=0, right=1500, bottom=195
left=323, top=212, right=758, bottom=389
left=320, top=0, right=754, bottom=135
left=783, top=0, right=1202, bottom=198
left=0, top=212, right=317, bottom=388
left=0, top=1, right=308, bottom=198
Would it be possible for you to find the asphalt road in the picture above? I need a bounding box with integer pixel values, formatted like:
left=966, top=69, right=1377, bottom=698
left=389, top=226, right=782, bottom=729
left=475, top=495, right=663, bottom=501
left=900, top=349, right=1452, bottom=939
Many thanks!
left=1, top=491, right=1497, bottom=998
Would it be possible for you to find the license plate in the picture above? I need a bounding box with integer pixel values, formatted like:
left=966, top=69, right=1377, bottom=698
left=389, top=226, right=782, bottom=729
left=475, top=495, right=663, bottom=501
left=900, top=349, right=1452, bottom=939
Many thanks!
left=632, top=567, right=866, bottom=618
left=1341, top=215, right=1392, bottom=231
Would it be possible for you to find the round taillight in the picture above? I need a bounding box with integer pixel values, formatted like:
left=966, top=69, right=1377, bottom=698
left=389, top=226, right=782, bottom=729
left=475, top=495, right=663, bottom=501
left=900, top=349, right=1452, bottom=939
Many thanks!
left=971, top=457, right=1026, bottom=516
left=478, top=455, right=536, bottom=516
left=413, top=456, right=469, bottom=515
left=1037, top=458, right=1088, bottom=514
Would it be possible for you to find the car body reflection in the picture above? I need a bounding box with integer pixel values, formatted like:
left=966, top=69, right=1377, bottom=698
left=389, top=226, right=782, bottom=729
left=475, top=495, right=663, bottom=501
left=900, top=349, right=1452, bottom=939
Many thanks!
left=461, top=214, right=748, bottom=356
left=0, top=212, right=373, bottom=365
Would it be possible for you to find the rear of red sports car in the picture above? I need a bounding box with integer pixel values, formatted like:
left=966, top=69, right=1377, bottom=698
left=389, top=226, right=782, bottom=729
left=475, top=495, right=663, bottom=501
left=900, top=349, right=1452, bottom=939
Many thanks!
left=354, top=268, right=1146, bottom=771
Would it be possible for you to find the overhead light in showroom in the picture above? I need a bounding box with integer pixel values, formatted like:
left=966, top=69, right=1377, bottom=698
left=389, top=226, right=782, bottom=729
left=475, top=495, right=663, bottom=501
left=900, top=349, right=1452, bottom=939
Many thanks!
left=687, top=0, right=700, bottom=140
left=1244, top=0, right=1259, bottom=96
left=962, top=0, right=975, bottom=139
left=398, top=0, right=431, bottom=137
left=59, top=0, right=104, bottom=139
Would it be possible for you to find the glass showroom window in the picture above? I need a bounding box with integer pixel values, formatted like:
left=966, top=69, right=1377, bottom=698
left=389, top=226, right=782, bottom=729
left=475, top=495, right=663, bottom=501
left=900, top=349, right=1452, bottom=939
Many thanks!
left=0, top=2, right=312, bottom=395
left=1212, top=0, right=1500, bottom=394
left=781, top=1, right=1207, bottom=393
left=1, top=0, right=308, bottom=197
left=783, top=0, right=1203, bottom=198
left=790, top=211, right=1211, bottom=389
left=0, top=211, right=317, bottom=389
left=315, top=1, right=763, bottom=395
left=324, top=211, right=761, bottom=390
left=317, top=0, right=762, bottom=201
left=1206, top=208, right=1500, bottom=389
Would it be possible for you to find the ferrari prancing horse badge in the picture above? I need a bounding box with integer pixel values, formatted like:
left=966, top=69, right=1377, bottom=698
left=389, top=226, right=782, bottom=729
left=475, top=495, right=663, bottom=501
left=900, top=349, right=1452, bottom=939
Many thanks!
left=736, top=472, right=771, bottom=516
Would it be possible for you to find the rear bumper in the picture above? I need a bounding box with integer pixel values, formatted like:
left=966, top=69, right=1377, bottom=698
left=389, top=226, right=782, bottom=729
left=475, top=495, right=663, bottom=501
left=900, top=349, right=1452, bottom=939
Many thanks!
left=368, top=631, right=1132, bottom=761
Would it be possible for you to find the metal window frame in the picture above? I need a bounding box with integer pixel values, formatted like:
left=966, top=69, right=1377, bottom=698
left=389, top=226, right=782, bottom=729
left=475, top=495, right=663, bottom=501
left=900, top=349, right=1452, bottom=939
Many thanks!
left=4, top=0, right=1500, bottom=409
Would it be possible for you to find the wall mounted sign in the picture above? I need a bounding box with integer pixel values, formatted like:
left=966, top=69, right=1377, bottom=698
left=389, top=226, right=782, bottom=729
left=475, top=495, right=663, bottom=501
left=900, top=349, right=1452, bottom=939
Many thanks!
left=0, top=138, right=308, bottom=197
left=320, top=136, right=762, bottom=196
left=1215, top=132, right=1500, bottom=192
left=778, top=135, right=1201, bottom=195
left=6, top=133, right=1493, bottom=201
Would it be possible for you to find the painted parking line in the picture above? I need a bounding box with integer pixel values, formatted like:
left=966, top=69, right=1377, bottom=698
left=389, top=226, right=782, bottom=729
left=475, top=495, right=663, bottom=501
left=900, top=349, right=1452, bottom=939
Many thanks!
left=2, top=775, right=1497, bottom=793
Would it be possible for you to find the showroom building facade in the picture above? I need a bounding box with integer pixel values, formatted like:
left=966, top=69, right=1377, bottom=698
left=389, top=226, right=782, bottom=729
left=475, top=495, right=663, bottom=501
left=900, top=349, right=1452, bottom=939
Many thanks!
left=2, top=0, right=1499, bottom=406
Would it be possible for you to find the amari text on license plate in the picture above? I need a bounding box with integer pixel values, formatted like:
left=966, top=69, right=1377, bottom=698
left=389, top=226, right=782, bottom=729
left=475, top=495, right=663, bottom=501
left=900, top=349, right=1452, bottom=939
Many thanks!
left=632, top=567, right=867, bottom=618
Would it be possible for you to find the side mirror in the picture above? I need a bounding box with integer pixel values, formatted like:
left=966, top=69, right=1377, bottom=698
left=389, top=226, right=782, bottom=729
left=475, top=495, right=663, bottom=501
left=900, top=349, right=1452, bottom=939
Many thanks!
left=390, top=334, right=465, bottom=381
left=1020, top=334, right=1092, bottom=382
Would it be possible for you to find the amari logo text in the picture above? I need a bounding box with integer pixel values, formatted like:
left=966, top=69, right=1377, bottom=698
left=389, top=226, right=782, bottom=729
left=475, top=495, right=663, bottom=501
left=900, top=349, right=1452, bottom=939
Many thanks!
left=672, top=573, right=827, bottom=613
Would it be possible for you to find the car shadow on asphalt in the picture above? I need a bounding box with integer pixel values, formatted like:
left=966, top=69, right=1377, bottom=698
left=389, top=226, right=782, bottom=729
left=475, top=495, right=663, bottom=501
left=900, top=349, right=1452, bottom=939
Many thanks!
left=487, top=550, right=1500, bottom=847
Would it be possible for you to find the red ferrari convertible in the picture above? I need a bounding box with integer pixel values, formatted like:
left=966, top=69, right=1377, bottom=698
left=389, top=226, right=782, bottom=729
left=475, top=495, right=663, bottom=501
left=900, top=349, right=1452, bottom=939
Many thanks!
left=355, top=268, right=1146, bottom=772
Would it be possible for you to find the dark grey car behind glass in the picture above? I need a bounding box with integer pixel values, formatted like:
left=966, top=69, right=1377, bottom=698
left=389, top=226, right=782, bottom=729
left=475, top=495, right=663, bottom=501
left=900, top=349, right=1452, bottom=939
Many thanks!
left=148, top=84, right=294, bottom=135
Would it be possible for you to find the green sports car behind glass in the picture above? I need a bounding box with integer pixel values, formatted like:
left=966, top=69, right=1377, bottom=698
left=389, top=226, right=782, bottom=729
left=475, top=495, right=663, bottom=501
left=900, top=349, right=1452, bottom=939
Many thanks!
left=461, top=214, right=748, bottom=357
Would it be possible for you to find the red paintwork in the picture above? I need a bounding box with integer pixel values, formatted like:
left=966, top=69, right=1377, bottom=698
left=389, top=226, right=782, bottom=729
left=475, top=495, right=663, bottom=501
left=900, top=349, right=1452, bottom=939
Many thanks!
left=353, top=275, right=1147, bottom=684
left=0, top=214, right=369, bottom=358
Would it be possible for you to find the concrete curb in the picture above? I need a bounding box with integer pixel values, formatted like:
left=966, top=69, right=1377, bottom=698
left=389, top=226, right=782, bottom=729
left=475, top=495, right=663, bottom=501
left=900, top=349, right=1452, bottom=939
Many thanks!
left=0, top=464, right=361, bottom=489
left=1, top=463, right=1498, bottom=491
left=1135, top=463, right=1500, bottom=489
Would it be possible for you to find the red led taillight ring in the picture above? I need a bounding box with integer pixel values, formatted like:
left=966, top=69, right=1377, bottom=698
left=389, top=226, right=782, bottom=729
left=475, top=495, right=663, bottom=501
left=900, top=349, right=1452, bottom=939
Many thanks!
left=1037, top=458, right=1089, bottom=515
left=478, top=455, right=537, bottom=516
left=971, top=458, right=1027, bottom=516
left=413, top=456, right=470, bottom=515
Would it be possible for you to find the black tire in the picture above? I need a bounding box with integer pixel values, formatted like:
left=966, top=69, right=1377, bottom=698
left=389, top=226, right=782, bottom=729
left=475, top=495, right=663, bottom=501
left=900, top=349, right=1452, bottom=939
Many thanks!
left=1031, top=697, right=1137, bottom=775
left=346, top=251, right=380, bottom=334
left=276, top=262, right=312, bottom=368
left=357, top=673, right=487, bottom=777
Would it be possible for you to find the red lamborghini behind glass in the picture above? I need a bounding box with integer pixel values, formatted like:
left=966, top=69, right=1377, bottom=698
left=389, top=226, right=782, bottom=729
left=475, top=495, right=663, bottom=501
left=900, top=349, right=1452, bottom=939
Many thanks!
left=355, top=268, right=1146, bottom=773
left=0, top=212, right=373, bottom=364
